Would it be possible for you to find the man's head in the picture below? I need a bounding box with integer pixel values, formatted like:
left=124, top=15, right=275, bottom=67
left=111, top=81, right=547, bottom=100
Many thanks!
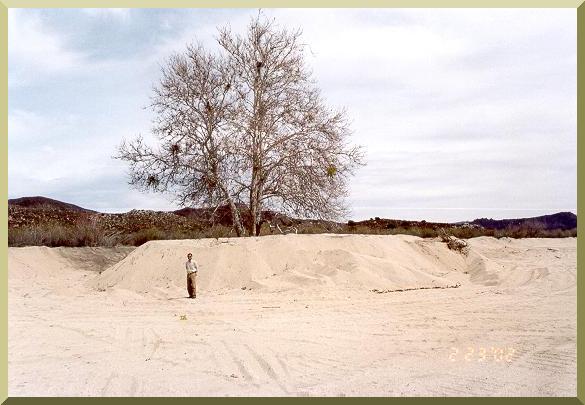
left=187, top=253, right=192, bottom=260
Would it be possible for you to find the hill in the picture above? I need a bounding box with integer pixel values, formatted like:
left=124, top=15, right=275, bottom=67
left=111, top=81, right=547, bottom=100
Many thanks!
left=471, top=212, right=577, bottom=231
left=8, top=196, right=577, bottom=247
left=8, top=196, right=95, bottom=212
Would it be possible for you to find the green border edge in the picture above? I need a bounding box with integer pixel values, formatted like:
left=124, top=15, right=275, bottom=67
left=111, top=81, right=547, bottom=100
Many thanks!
left=0, top=2, right=583, bottom=404
left=1, top=0, right=7, bottom=404
left=0, top=0, right=583, bottom=7
left=578, top=2, right=584, bottom=404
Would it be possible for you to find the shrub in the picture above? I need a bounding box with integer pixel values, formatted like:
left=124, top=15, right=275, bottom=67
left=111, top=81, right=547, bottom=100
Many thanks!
left=201, top=225, right=234, bottom=239
left=125, top=228, right=166, bottom=246
left=8, top=217, right=576, bottom=248
left=8, top=219, right=120, bottom=247
left=298, top=224, right=327, bottom=234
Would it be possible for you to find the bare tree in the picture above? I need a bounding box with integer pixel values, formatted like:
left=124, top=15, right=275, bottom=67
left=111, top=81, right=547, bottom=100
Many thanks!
left=117, top=14, right=365, bottom=237
left=220, top=15, right=364, bottom=235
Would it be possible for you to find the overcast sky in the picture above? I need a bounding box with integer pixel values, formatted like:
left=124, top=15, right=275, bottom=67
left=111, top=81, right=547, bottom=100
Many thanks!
left=8, top=8, right=577, bottom=222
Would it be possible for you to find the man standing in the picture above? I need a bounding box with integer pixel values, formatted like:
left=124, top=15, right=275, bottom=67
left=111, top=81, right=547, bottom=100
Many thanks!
left=185, top=253, right=198, bottom=298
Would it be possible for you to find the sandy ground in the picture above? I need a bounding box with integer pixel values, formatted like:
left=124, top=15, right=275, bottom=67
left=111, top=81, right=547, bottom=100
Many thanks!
left=8, top=234, right=576, bottom=396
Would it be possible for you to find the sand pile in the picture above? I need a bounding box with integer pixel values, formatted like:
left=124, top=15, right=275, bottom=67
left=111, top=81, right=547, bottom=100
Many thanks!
left=8, top=237, right=576, bottom=395
left=465, top=237, right=576, bottom=292
left=9, top=246, right=74, bottom=283
left=89, top=234, right=468, bottom=296
left=11, top=235, right=573, bottom=298
left=8, top=246, right=134, bottom=297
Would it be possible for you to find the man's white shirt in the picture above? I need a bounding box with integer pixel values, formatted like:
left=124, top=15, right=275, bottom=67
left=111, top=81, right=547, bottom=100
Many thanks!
left=186, top=260, right=198, bottom=274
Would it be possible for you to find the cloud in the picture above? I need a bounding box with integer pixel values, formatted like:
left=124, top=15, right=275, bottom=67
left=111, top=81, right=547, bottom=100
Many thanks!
left=146, top=9, right=251, bottom=65
left=8, top=9, right=138, bottom=88
left=7, top=9, right=577, bottom=221
left=81, top=8, right=131, bottom=20
left=8, top=9, right=87, bottom=82
left=8, top=106, right=151, bottom=207
left=260, top=9, right=576, bottom=221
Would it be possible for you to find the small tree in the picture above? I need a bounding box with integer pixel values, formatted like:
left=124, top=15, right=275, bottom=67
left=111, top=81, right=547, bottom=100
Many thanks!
left=117, top=14, right=364, bottom=236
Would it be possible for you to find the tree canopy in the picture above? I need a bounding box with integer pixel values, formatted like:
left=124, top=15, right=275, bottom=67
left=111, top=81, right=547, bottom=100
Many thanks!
left=117, top=14, right=365, bottom=236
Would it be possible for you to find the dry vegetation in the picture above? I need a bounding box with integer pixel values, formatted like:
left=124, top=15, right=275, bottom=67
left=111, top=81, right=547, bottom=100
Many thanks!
left=8, top=222, right=237, bottom=248
left=8, top=216, right=576, bottom=248
left=9, top=198, right=576, bottom=247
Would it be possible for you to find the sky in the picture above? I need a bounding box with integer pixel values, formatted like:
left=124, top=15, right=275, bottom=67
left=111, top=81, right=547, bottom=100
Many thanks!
left=8, top=8, right=577, bottom=222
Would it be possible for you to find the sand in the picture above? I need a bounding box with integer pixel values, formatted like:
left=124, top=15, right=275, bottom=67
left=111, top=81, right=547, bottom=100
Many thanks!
left=8, top=234, right=576, bottom=396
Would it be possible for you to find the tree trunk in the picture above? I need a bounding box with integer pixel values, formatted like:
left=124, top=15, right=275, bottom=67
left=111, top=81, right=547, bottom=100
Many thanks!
left=249, top=164, right=265, bottom=236
left=249, top=180, right=258, bottom=236
left=254, top=183, right=263, bottom=236
left=219, top=184, right=245, bottom=236
left=227, top=197, right=246, bottom=237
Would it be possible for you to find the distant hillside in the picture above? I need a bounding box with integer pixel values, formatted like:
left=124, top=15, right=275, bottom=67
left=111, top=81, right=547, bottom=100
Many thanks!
left=471, top=212, right=577, bottom=231
left=8, top=196, right=95, bottom=213
left=8, top=196, right=577, bottom=247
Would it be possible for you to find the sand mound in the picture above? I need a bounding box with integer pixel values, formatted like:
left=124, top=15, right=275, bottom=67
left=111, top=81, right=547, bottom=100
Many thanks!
left=89, top=234, right=468, bottom=296
left=9, top=246, right=133, bottom=281
left=9, top=246, right=74, bottom=282
left=464, top=237, right=576, bottom=291
left=9, top=236, right=577, bottom=396
left=10, top=235, right=574, bottom=299
left=8, top=246, right=134, bottom=297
